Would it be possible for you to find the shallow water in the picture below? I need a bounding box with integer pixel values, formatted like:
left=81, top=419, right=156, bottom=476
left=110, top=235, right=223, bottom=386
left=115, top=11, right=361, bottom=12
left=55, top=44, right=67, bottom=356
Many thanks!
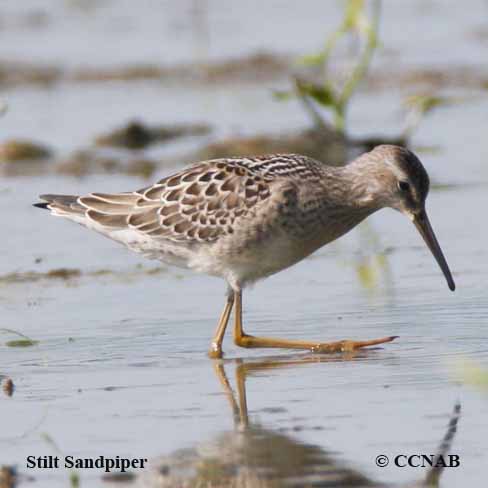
left=1, top=1, right=488, bottom=487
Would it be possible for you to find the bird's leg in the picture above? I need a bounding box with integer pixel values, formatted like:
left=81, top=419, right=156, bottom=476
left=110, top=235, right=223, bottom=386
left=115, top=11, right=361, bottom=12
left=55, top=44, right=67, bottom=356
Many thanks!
left=233, top=290, right=397, bottom=353
left=208, top=290, right=234, bottom=359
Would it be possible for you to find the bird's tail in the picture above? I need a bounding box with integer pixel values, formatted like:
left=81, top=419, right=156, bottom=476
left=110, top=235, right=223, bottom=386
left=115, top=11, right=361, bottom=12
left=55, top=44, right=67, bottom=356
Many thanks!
left=33, top=194, right=85, bottom=217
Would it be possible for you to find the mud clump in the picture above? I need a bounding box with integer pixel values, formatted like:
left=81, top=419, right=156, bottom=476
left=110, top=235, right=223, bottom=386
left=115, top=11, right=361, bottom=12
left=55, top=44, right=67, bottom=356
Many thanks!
left=56, top=149, right=158, bottom=178
left=56, top=150, right=121, bottom=177
left=0, top=266, right=166, bottom=286
left=72, top=52, right=290, bottom=84
left=95, top=120, right=211, bottom=150
left=198, top=127, right=348, bottom=166
left=2, top=378, right=14, bottom=397
left=0, top=268, right=81, bottom=284
left=101, top=472, right=136, bottom=483
left=0, top=60, right=60, bottom=87
left=72, top=64, right=163, bottom=83
left=367, top=65, right=488, bottom=91
left=0, top=466, right=16, bottom=488
left=125, top=158, right=157, bottom=178
left=201, top=51, right=290, bottom=83
left=95, top=121, right=154, bottom=150
left=0, top=139, right=52, bottom=162
left=46, top=268, right=82, bottom=280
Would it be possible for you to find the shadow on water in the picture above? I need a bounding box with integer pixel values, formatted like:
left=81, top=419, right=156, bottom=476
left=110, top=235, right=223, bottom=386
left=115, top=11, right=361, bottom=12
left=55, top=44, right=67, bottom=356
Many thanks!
left=138, top=356, right=460, bottom=488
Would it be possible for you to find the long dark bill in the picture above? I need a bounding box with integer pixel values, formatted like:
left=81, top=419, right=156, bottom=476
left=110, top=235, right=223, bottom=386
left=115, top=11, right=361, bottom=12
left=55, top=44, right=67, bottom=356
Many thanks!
left=413, top=210, right=455, bottom=291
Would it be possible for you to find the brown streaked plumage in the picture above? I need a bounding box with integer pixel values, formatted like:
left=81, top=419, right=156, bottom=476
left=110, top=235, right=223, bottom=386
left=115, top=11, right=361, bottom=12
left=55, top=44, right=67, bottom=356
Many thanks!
left=34, top=145, right=455, bottom=358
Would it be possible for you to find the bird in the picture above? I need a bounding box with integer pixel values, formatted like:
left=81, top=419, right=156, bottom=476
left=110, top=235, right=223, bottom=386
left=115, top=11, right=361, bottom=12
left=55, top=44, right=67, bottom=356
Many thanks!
left=34, top=145, right=455, bottom=358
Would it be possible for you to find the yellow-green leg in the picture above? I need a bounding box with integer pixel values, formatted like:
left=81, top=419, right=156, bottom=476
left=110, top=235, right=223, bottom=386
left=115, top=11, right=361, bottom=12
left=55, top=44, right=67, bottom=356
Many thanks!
left=208, top=292, right=234, bottom=359
left=232, top=290, right=397, bottom=353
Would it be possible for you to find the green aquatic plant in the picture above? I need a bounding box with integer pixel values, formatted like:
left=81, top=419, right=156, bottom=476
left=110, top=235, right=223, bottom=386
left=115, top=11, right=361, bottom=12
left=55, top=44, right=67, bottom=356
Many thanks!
left=40, top=433, right=80, bottom=488
left=454, top=359, right=488, bottom=391
left=275, top=1, right=457, bottom=142
left=0, top=99, right=7, bottom=117
left=5, top=339, right=39, bottom=348
left=0, top=328, right=39, bottom=348
left=354, top=223, right=393, bottom=294
left=275, top=0, right=381, bottom=135
left=69, top=471, right=80, bottom=488
left=403, top=93, right=459, bottom=138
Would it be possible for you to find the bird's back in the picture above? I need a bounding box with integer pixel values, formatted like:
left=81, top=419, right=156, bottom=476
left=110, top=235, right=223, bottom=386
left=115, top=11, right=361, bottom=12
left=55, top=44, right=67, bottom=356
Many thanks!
left=35, top=154, right=369, bottom=283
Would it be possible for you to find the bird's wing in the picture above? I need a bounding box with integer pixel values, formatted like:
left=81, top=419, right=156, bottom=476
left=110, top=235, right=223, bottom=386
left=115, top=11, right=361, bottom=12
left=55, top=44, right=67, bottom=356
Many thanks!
left=77, top=156, right=311, bottom=243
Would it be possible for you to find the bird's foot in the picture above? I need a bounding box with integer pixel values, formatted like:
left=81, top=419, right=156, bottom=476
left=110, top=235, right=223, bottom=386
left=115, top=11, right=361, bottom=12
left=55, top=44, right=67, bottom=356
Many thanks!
left=208, top=343, right=224, bottom=359
left=311, top=335, right=398, bottom=353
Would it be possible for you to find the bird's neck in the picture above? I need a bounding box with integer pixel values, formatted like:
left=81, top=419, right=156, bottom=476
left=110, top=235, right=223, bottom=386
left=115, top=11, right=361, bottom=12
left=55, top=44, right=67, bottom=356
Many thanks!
left=329, top=155, right=388, bottom=213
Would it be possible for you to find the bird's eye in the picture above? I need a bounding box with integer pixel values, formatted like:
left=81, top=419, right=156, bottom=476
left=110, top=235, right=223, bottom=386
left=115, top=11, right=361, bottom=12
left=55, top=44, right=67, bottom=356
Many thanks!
left=398, top=181, right=410, bottom=192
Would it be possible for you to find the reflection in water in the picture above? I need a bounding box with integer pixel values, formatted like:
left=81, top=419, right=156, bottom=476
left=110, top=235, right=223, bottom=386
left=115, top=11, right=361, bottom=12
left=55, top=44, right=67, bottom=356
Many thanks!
left=141, top=356, right=460, bottom=488
left=354, top=222, right=394, bottom=297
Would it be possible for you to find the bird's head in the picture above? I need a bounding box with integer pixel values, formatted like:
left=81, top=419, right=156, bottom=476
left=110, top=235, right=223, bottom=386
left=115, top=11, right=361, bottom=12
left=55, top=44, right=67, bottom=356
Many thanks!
left=364, top=145, right=455, bottom=291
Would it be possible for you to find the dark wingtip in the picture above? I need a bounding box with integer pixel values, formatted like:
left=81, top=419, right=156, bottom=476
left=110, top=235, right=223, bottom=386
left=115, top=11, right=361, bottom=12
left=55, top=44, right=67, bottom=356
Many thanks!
left=33, top=202, right=49, bottom=210
left=448, top=279, right=456, bottom=292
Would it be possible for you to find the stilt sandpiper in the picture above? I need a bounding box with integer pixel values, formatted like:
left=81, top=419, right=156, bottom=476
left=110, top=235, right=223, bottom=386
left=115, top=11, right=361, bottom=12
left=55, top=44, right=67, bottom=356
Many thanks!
left=35, top=145, right=455, bottom=358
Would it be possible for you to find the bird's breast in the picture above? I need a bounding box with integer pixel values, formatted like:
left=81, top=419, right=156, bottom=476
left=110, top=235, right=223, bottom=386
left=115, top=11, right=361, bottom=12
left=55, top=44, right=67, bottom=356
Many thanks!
left=204, top=210, right=364, bottom=286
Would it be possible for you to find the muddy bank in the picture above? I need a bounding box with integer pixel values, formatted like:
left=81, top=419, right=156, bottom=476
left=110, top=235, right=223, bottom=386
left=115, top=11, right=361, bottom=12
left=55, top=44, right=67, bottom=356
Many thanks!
left=0, top=265, right=168, bottom=286
left=1, top=123, right=407, bottom=178
left=0, top=52, right=292, bottom=88
left=1, top=119, right=211, bottom=177
left=55, top=151, right=159, bottom=179
left=2, top=56, right=488, bottom=94
left=367, top=64, right=488, bottom=91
